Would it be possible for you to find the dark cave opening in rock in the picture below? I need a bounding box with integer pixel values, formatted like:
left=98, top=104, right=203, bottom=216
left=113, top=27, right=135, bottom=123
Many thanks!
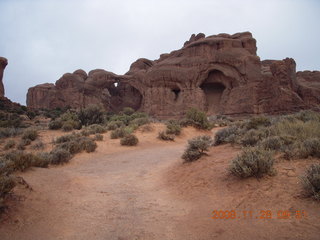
left=172, top=88, right=181, bottom=101
left=200, top=82, right=226, bottom=114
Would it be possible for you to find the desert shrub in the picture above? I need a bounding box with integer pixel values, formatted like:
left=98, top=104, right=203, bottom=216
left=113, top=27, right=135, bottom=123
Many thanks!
left=48, top=119, right=63, bottom=130
left=240, top=129, right=268, bottom=146
left=0, top=112, right=23, bottom=128
left=0, top=128, right=22, bottom=139
left=4, top=139, right=15, bottom=150
left=86, top=124, right=106, bottom=134
left=120, top=134, right=139, bottom=146
left=259, top=136, right=284, bottom=151
left=184, top=108, right=211, bottom=130
left=122, top=107, right=135, bottom=116
left=109, top=114, right=131, bottom=125
left=245, top=116, right=271, bottom=130
left=61, top=121, right=76, bottom=132
left=140, top=124, right=153, bottom=132
left=0, top=175, right=16, bottom=198
left=229, top=147, right=275, bottom=178
left=107, top=120, right=124, bottom=130
left=110, top=128, right=127, bottom=139
left=130, top=117, right=150, bottom=127
left=0, top=157, right=15, bottom=175
left=214, top=126, right=239, bottom=145
left=31, top=140, right=45, bottom=150
left=78, top=104, right=105, bottom=126
left=17, top=139, right=32, bottom=150
left=182, top=135, right=213, bottom=162
left=302, top=138, right=320, bottom=158
left=79, top=138, right=97, bottom=153
left=208, top=115, right=232, bottom=127
left=22, top=128, right=38, bottom=141
left=4, top=151, right=34, bottom=172
left=293, top=110, right=320, bottom=123
left=59, top=141, right=83, bottom=154
left=93, top=134, right=103, bottom=141
left=55, top=133, right=78, bottom=144
left=165, top=120, right=181, bottom=136
left=158, top=131, right=175, bottom=141
left=31, top=152, right=51, bottom=168
left=50, top=148, right=72, bottom=165
left=301, top=164, right=320, bottom=200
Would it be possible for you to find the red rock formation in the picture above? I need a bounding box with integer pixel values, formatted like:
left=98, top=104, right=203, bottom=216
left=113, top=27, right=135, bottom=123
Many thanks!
left=26, top=32, right=320, bottom=117
left=0, top=57, right=8, bottom=97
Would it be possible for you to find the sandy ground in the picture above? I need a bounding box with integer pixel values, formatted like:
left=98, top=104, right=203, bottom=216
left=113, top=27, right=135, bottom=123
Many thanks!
left=0, top=123, right=319, bottom=240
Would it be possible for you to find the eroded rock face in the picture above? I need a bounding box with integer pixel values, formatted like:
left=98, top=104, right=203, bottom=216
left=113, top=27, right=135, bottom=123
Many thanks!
left=0, top=57, right=8, bottom=97
left=27, top=32, right=320, bottom=117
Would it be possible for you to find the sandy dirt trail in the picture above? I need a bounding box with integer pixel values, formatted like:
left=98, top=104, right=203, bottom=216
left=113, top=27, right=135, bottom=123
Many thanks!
left=0, top=125, right=319, bottom=240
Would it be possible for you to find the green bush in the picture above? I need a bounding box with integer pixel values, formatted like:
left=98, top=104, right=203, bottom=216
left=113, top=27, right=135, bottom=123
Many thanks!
left=229, top=147, right=275, bottom=178
left=184, top=108, right=211, bottom=130
left=78, top=104, right=105, bottom=126
left=48, top=119, right=63, bottom=130
left=214, top=126, right=239, bottom=145
left=110, top=128, right=127, bottom=139
left=182, top=135, right=213, bottom=162
left=302, top=138, right=320, bottom=158
left=301, top=164, right=320, bottom=200
left=107, top=120, right=125, bottom=130
left=50, top=148, right=72, bottom=165
left=240, top=129, right=267, bottom=146
left=22, top=128, right=38, bottom=141
left=130, top=117, right=150, bottom=127
left=166, top=120, right=182, bottom=136
left=86, top=124, right=107, bottom=134
left=122, top=107, right=135, bottom=116
left=4, top=139, right=16, bottom=150
left=158, top=131, right=175, bottom=141
left=120, top=134, right=139, bottom=146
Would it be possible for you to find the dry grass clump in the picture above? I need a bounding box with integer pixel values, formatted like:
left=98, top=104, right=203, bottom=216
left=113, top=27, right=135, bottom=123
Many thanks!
left=182, top=135, right=213, bottom=163
left=301, top=164, right=320, bottom=200
left=93, top=134, right=103, bottom=141
left=229, top=147, right=275, bottom=178
left=120, top=134, right=139, bottom=146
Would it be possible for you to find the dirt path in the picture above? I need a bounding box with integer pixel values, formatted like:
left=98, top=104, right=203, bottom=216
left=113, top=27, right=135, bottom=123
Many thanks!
left=0, top=125, right=319, bottom=240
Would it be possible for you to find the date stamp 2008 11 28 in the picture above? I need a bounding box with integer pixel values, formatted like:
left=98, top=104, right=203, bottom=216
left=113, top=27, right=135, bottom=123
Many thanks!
left=211, top=210, right=307, bottom=220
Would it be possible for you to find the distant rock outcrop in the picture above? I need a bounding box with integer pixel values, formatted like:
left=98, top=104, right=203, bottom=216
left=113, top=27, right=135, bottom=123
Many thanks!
left=27, top=32, right=320, bottom=117
left=0, top=57, right=8, bottom=97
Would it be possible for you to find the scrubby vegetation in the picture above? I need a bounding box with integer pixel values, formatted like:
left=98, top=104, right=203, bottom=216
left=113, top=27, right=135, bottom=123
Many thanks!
left=158, top=131, right=175, bottom=141
left=214, top=111, right=320, bottom=160
left=230, top=147, right=275, bottom=178
left=48, top=110, right=81, bottom=131
left=182, top=135, right=213, bottom=162
left=301, top=164, right=320, bottom=200
left=120, top=134, right=139, bottom=146
left=22, top=128, right=38, bottom=141
left=180, top=108, right=211, bottom=130
left=165, top=120, right=182, bottom=136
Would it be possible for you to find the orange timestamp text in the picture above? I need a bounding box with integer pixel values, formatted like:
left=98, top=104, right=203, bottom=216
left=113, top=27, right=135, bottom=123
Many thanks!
left=211, top=210, right=307, bottom=220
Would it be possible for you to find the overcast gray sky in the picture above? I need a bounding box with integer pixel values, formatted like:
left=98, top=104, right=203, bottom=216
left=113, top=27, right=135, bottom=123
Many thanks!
left=0, top=0, right=319, bottom=105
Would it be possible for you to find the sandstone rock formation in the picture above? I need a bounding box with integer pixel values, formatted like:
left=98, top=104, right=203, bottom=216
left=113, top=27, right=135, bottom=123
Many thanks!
left=27, top=32, right=320, bottom=117
left=0, top=57, right=8, bottom=97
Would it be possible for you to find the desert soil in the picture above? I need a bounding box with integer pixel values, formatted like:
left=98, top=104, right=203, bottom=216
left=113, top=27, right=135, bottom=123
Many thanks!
left=0, top=124, right=319, bottom=240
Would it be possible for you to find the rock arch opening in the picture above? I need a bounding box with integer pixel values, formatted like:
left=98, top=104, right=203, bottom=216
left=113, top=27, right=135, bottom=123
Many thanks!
left=110, top=83, right=142, bottom=112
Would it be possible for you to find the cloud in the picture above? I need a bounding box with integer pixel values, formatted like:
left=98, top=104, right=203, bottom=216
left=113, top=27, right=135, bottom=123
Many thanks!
left=0, top=0, right=319, bottom=104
